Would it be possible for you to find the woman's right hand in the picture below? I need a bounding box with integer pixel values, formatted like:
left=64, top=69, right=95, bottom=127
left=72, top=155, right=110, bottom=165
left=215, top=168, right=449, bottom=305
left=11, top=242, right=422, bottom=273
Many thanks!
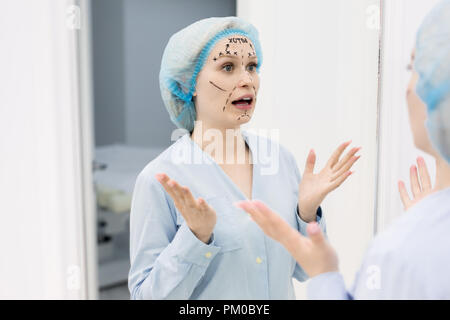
left=155, top=173, right=217, bottom=243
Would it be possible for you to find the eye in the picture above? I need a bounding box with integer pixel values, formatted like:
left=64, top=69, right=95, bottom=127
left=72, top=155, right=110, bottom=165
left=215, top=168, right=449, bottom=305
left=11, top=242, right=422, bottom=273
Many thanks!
left=221, top=62, right=259, bottom=73
left=222, top=63, right=233, bottom=72
left=247, top=63, right=258, bottom=72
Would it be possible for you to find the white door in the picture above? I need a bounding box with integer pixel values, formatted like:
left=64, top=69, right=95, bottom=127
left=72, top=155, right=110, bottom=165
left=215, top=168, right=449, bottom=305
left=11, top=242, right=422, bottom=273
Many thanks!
left=0, top=0, right=97, bottom=299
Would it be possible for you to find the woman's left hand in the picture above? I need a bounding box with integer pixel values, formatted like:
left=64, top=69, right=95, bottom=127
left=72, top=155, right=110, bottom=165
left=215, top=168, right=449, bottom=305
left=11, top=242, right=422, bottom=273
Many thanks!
left=298, top=141, right=361, bottom=222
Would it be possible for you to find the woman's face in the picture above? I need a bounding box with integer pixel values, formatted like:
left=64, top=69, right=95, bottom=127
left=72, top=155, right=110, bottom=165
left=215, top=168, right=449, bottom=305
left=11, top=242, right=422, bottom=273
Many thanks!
left=192, top=35, right=260, bottom=129
left=406, top=49, right=437, bottom=156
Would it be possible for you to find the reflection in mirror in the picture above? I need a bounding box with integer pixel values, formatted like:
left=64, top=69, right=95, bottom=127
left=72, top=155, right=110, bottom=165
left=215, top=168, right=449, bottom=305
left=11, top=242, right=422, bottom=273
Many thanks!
left=90, top=0, right=237, bottom=299
left=88, top=0, right=381, bottom=299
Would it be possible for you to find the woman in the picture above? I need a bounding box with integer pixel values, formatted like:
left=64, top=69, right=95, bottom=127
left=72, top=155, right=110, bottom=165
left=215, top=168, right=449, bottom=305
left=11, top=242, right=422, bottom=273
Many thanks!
left=236, top=0, right=450, bottom=299
left=128, top=16, right=359, bottom=299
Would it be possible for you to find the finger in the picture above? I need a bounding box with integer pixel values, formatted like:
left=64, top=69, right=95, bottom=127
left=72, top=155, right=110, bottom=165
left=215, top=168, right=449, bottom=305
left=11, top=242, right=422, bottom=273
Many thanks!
left=252, top=200, right=287, bottom=226
left=417, top=157, right=432, bottom=191
left=155, top=173, right=179, bottom=200
left=326, top=140, right=352, bottom=169
left=333, top=147, right=361, bottom=172
left=197, top=197, right=206, bottom=207
left=179, top=185, right=198, bottom=209
left=398, top=180, right=411, bottom=209
left=155, top=172, right=171, bottom=186
left=303, top=149, right=316, bottom=174
left=409, top=165, right=421, bottom=197
left=328, top=171, right=353, bottom=192
left=167, top=179, right=187, bottom=204
left=306, top=222, right=326, bottom=245
left=198, top=197, right=213, bottom=212
left=331, top=155, right=360, bottom=181
left=235, top=200, right=265, bottom=223
left=252, top=200, right=309, bottom=249
left=155, top=172, right=167, bottom=183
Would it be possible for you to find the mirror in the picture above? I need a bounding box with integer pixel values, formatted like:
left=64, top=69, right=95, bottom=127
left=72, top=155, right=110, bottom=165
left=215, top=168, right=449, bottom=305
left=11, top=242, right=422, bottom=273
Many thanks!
left=87, top=0, right=381, bottom=299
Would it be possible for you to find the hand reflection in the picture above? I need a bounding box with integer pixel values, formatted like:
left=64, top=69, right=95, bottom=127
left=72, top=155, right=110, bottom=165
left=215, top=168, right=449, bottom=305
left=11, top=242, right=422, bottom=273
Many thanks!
left=398, top=156, right=434, bottom=211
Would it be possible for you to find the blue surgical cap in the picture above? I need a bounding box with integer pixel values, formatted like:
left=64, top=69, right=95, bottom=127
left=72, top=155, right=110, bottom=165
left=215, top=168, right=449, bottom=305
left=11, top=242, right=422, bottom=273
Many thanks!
left=415, top=0, right=450, bottom=162
left=159, top=16, right=263, bottom=133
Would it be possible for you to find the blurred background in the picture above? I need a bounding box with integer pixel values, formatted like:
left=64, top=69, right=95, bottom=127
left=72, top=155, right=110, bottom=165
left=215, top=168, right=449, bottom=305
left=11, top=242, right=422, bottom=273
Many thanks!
left=0, top=0, right=441, bottom=299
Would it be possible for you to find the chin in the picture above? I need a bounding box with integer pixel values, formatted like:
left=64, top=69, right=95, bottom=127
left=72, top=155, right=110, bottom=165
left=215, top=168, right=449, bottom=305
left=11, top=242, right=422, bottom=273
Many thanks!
left=236, top=114, right=252, bottom=123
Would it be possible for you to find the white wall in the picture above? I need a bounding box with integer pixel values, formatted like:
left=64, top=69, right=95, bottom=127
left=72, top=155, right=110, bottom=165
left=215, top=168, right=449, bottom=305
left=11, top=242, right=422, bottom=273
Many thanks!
left=0, top=0, right=95, bottom=299
left=238, top=0, right=381, bottom=299
left=376, top=0, right=441, bottom=232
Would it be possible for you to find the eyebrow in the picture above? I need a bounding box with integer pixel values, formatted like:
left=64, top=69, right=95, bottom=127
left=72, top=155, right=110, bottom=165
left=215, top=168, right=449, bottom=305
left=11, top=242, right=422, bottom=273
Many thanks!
left=215, top=54, right=258, bottom=62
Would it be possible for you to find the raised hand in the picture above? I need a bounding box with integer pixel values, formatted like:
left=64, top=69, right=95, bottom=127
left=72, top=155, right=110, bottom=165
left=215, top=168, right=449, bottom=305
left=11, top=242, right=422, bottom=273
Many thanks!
left=235, top=199, right=339, bottom=277
left=298, top=141, right=361, bottom=222
left=155, top=173, right=216, bottom=243
left=398, top=157, right=434, bottom=211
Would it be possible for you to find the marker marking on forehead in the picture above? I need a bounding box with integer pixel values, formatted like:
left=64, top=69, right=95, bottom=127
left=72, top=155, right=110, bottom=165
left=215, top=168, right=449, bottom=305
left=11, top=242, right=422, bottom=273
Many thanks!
left=225, top=44, right=231, bottom=55
left=214, top=53, right=257, bottom=62
left=228, top=37, right=248, bottom=44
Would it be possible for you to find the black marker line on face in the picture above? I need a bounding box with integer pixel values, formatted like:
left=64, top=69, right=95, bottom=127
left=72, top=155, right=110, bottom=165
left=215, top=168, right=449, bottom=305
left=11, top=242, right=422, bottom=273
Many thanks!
left=237, top=113, right=250, bottom=121
left=252, top=85, right=257, bottom=103
left=223, top=85, right=237, bottom=112
left=210, top=80, right=226, bottom=91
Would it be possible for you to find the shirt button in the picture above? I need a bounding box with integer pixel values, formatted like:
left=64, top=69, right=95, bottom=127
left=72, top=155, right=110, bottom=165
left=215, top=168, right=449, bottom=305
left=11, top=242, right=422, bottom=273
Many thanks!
left=205, top=252, right=212, bottom=258
left=256, top=257, right=262, bottom=264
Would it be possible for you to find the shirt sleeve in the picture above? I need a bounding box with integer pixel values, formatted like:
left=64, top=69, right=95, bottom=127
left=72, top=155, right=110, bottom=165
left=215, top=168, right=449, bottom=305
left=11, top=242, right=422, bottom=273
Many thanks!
left=128, top=170, right=221, bottom=300
left=307, top=271, right=353, bottom=300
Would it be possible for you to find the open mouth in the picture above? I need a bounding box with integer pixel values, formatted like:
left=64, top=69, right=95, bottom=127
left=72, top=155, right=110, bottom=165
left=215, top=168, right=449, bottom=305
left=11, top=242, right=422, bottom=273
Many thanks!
left=231, top=97, right=253, bottom=109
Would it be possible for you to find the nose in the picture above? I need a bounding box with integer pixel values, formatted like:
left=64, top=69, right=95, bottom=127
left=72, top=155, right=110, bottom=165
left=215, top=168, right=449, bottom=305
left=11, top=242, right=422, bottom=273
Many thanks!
left=237, top=67, right=253, bottom=87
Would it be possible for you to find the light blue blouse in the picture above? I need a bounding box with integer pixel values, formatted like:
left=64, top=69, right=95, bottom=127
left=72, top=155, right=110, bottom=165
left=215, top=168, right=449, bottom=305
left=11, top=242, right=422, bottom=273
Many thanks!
left=307, top=187, right=450, bottom=299
left=128, top=130, right=325, bottom=299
